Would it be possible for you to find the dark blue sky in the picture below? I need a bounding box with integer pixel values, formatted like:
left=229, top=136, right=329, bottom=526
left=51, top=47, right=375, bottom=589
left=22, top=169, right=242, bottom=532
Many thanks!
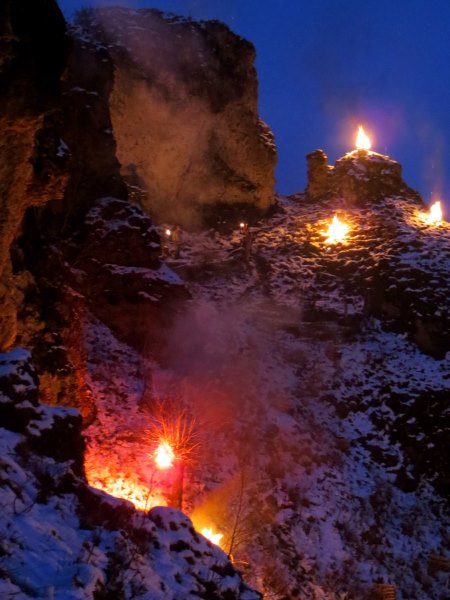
left=58, top=0, right=450, bottom=210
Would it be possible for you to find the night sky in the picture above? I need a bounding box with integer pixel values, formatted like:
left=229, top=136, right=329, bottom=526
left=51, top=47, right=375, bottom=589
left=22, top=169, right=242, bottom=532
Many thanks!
left=58, top=0, right=450, bottom=211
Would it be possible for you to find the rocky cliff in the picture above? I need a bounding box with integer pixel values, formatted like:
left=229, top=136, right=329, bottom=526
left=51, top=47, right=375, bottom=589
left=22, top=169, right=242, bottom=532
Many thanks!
left=0, top=1, right=274, bottom=417
left=123, top=148, right=447, bottom=599
left=73, top=7, right=276, bottom=228
left=0, top=0, right=69, bottom=351
left=1, top=2, right=449, bottom=600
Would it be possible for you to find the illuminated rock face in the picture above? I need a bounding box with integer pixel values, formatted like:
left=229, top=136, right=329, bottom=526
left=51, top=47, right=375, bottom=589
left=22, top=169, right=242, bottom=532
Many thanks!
left=75, top=7, right=276, bottom=228
left=333, top=151, right=417, bottom=207
left=0, top=0, right=104, bottom=417
left=0, top=1, right=273, bottom=411
left=0, top=0, right=69, bottom=352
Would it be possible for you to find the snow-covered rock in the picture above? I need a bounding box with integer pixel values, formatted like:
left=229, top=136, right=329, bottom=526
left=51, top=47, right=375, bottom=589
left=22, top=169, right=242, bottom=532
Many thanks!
left=0, top=348, right=261, bottom=599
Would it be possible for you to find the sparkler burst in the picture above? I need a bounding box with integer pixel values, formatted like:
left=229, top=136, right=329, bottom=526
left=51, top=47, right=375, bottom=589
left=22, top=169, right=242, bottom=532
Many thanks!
left=155, top=441, right=175, bottom=469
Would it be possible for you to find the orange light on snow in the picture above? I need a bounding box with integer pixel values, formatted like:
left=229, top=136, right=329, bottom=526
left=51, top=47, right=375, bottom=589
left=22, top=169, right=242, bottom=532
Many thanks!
left=201, top=527, right=224, bottom=546
left=322, top=215, right=350, bottom=244
left=421, top=200, right=443, bottom=225
left=155, top=441, right=175, bottom=470
left=355, top=125, right=371, bottom=151
left=85, top=464, right=166, bottom=511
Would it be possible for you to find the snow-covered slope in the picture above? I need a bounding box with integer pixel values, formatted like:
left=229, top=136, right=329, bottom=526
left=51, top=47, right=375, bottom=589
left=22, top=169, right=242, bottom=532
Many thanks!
left=0, top=348, right=260, bottom=599
left=81, top=159, right=449, bottom=599
left=2, top=149, right=449, bottom=599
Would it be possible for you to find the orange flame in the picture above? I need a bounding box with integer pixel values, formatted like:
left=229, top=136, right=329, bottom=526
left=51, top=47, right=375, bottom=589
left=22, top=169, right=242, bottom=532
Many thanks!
left=322, top=215, right=350, bottom=244
left=421, top=200, right=443, bottom=225
left=85, top=460, right=166, bottom=511
left=155, top=441, right=175, bottom=470
left=201, top=527, right=224, bottom=546
left=91, top=477, right=162, bottom=510
left=356, top=125, right=371, bottom=151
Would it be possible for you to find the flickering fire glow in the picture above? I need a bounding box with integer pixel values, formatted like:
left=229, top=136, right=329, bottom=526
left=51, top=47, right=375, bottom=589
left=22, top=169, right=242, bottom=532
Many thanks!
left=85, top=461, right=166, bottom=511
left=323, top=215, right=350, bottom=244
left=201, top=527, right=224, bottom=546
left=155, top=441, right=175, bottom=470
left=165, top=229, right=172, bottom=237
left=240, top=222, right=245, bottom=229
left=355, top=125, right=371, bottom=151
left=421, top=200, right=443, bottom=225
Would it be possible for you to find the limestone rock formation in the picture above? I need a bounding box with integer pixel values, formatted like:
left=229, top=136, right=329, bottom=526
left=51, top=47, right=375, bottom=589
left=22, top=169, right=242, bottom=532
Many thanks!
left=307, top=148, right=420, bottom=206
left=0, top=347, right=85, bottom=474
left=73, top=8, right=276, bottom=228
left=1, top=1, right=273, bottom=415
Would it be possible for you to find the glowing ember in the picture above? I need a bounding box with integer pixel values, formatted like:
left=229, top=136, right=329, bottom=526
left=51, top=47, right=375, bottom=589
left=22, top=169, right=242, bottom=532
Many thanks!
left=201, top=527, right=223, bottom=546
left=155, top=441, right=175, bottom=470
left=355, top=125, right=371, bottom=151
left=239, top=222, right=245, bottom=228
left=421, top=200, right=443, bottom=225
left=165, top=229, right=172, bottom=237
left=322, top=215, right=350, bottom=244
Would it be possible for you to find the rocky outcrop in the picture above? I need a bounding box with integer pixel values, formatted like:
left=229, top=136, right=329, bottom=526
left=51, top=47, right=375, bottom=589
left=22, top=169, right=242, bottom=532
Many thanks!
left=306, top=149, right=333, bottom=199
left=74, top=8, right=276, bottom=228
left=303, top=148, right=450, bottom=357
left=72, top=197, right=189, bottom=351
left=0, top=347, right=85, bottom=475
left=307, top=148, right=421, bottom=206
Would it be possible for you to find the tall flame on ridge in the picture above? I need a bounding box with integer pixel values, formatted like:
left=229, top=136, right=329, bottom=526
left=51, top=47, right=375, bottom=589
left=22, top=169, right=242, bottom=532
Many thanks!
left=356, top=125, right=371, bottom=151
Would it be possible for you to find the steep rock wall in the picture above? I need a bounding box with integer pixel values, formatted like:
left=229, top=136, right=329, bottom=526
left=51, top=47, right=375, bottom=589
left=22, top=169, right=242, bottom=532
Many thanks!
left=0, top=0, right=69, bottom=351
left=1, top=2, right=273, bottom=414
left=75, top=8, right=276, bottom=228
